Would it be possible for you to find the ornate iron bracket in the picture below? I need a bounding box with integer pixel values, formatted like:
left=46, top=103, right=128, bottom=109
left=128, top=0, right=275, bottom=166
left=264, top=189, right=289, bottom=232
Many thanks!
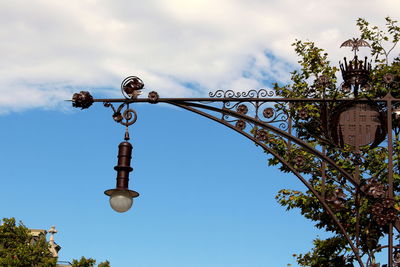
left=72, top=66, right=400, bottom=266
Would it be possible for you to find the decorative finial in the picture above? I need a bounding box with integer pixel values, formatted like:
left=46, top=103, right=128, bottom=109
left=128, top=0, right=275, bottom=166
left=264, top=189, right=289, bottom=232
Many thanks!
left=48, top=226, right=59, bottom=257
left=48, top=225, right=57, bottom=235
left=121, top=76, right=144, bottom=99
left=340, top=38, right=371, bottom=55
left=72, top=91, right=94, bottom=109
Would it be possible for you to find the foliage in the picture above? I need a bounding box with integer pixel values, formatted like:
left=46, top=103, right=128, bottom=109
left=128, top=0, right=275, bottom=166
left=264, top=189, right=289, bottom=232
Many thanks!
left=72, top=257, right=96, bottom=267
left=357, top=17, right=400, bottom=65
left=269, top=17, right=400, bottom=266
left=0, top=217, right=111, bottom=267
left=295, top=236, right=354, bottom=267
left=0, top=217, right=57, bottom=267
left=72, top=256, right=111, bottom=267
left=98, top=260, right=111, bottom=267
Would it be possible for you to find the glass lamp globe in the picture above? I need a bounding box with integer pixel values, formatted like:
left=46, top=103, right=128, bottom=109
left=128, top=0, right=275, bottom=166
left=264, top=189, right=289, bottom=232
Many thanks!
left=105, top=189, right=139, bottom=213
left=109, top=190, right=133, bottom=213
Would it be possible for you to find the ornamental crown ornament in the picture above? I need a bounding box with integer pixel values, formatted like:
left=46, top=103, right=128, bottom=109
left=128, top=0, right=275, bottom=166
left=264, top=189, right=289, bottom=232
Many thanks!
left=339, top=56, right=372, bottom=91
left=339, top=38, right=372, bottom=96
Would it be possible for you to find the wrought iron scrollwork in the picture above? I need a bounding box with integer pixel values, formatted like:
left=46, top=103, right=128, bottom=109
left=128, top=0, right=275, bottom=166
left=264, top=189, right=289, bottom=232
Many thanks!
left=255, top=129, right=269, bottom=141
left=103, top=102, right=137, bottom=127
left=209, top=89, right=275, bottom=98
left=121, top=76, right=144, bottom=99
left=240, top=89, right=275, bottom=98
left=235, top=120, right=246, bottom=130
left=263, top=107, right=274, bottom=118
left=209, top=89, right=289, bottom=131
left=360, top=178, right=399, bottom=226
left=258, top=104, right=289, bottom=130
left=236, top=104, right=248, bottom=115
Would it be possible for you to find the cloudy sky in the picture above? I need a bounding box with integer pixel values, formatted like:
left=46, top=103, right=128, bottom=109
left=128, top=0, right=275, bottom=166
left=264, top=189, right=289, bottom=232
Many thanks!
left=0, top=1, right=399, bottom=266
left=1, top=0, right=399, bottom=113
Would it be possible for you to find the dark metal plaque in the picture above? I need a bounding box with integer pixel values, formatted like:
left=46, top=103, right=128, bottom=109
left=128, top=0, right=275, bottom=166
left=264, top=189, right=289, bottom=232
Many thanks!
left=330, top=103, right=386, bottom=148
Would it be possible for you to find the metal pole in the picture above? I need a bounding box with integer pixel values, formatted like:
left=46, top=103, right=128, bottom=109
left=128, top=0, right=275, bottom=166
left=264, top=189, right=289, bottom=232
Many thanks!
left=387, top=94, right=394, bottom=267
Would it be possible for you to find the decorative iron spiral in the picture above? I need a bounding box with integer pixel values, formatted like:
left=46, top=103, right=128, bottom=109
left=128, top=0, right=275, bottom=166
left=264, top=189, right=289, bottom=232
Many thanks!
left=121, top=108, right=138, bottom=126
left=209, top=89, right=274, bottom=98
left=103, top=102, right=138, bottom=126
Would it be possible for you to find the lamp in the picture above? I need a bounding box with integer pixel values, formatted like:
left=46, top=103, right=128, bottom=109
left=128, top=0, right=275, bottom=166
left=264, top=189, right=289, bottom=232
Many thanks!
left=104, top=141, right=139, bottom=213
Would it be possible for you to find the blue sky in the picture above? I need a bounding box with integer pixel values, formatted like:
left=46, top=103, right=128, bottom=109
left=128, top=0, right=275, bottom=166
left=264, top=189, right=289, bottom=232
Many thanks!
left=1, top=103, right=330, bottom=266
left=0, top=0, right=399, bottom=266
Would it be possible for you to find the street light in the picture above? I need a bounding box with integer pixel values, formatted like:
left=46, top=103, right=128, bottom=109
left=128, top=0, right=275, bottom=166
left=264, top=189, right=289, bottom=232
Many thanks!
left=71, top=39, right=399, bottom=266
left=102, top=77, right=144, bottom=212
left=72, top=76, right=143, bottom=213
left=104, top=141, right=139, bottom=213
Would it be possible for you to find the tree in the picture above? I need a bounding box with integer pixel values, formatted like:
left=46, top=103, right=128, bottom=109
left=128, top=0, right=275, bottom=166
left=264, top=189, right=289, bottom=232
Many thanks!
left=0, top=217, right=57, bottom=267
left=72, top=257, right=111, bottom=267
left=269, top=17, right=400, bottom=266
left=0, top=217, right=111, bottom=267
left=98, top=260, right=111, bottom=267
left=71, top=257, right=96, bottom=267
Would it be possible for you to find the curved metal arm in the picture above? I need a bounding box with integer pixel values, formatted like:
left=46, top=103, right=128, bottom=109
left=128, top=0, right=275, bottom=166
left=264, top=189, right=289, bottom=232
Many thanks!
left=169, top=101, right=365, bottom=266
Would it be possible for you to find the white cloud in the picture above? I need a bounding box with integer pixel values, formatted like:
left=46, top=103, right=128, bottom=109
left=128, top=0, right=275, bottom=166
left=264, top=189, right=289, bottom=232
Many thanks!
left=0, top=0, right=399, bottom=113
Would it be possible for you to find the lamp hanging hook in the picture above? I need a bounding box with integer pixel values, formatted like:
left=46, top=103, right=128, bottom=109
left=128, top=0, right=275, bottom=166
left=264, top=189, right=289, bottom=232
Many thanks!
left=124, top=126, right=130, bottom=141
